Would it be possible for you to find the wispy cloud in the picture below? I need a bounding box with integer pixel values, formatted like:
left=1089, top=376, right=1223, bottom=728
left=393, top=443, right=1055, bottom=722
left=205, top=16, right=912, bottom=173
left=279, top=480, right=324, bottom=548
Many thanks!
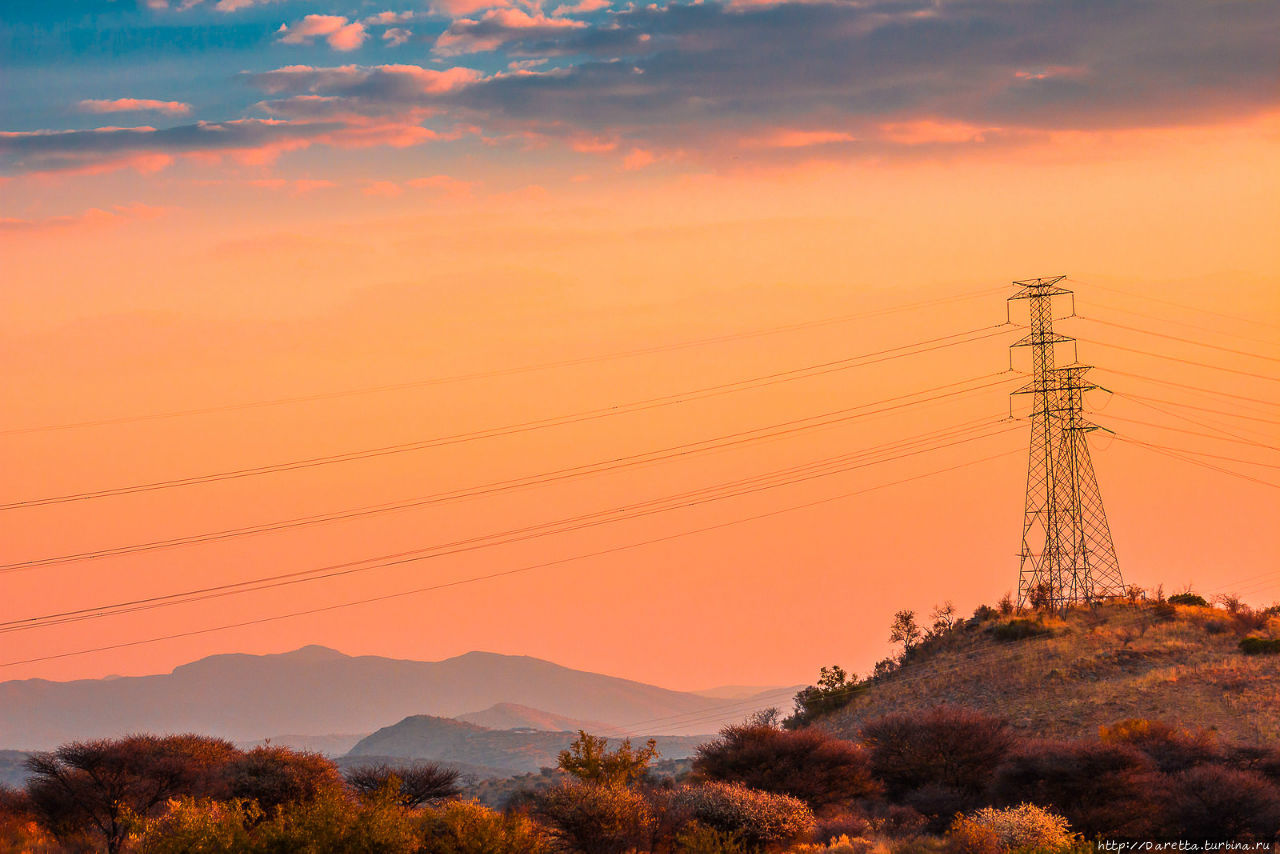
left=78, top=99, right=192, bottom=116
left=277, top=15, right=368, bottom=52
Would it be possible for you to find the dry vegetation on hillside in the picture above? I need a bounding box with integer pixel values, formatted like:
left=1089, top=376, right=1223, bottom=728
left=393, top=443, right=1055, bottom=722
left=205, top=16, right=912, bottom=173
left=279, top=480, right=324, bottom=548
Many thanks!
left=818, top=596, right=1280, bottom=745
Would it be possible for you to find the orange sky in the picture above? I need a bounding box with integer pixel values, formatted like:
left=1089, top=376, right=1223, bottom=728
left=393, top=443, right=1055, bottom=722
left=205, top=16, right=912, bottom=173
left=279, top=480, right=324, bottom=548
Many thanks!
left=2, top=3, right=1279, bottom=690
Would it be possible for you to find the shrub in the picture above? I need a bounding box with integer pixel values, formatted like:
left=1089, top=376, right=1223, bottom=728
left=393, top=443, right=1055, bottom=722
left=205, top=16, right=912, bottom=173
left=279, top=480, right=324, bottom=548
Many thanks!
left=1239, top=636, right=1280, bottom=655
left=1098, top=719, right=1218, bottom=772
left=1162, top=764, right=1280, bottom=841
left=1167, top=592, right=1208, bottom=607
left=227, top=746, right=345, bottom=812
left=0, top=786, right=59, bottom=854
left=990, top=619, right=1050, bottom=642
left=992, top=740, right=1161, bottom=840
left=947, top=804, right=1075, bottom=854
left=346, top=763, right=462, bottom=807
left=417, top=799, right=549, bottom=854
left=252, top=786, right=419, bottom=853
left=25, top=734, right=241, bottom=854
left=671, top=821, right=750, bottom=854
left=668, top=782, right=814, bottom=847
left=971, top=605, right=999, bottom=623
left=132, top=797, right=258, bottom=854
left=790, top=835, right=872, bottom=854
left=860, top=707, right=1014, bottom=805
left=533, top=780, right=652, bottom=854
left=558, top=732, right=658, bottom=788
left=693, top=724, right=879, bottom=808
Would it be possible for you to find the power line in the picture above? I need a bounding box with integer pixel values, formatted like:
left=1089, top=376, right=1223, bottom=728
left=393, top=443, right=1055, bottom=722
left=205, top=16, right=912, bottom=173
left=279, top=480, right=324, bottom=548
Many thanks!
left=1, top=286, right=1008, bottom=437
left=1113, top=436, right=1280, bottom=489
left=1067, top=277, right=1280, bottom=333
left=1094, top=367, right=1280, bottom=409
left=0, top=445, right=1023, bottom=669
left=1076, top=336, right=1280, bottom=383
left=1116, top=391, right=1280, bottom=426
left=1075, top=316, right=1280, bottom=364
left=1088, top=300, right=1280, bottom=350
left=0, top=425, right=1021, bottom=633
left=0, top=377, right=1016, bottom=574
left=0, top=325, right=1011, bottom=512
left=1104, top=414, right=1280, bottom=452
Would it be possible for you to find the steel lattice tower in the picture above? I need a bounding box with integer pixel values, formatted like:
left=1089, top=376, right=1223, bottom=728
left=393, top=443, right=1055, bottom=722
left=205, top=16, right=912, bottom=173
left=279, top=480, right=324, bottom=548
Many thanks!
left=1009, top=277, right=1125, bottom=610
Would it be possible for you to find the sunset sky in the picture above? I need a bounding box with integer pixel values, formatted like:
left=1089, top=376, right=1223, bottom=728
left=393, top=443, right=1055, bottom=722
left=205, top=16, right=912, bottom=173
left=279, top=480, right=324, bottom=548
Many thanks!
left=1, top=0, right=1278, bottom=693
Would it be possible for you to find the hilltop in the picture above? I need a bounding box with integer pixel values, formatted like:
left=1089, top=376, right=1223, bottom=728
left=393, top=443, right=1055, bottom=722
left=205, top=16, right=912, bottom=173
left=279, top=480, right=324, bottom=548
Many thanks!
left=816, top=598, right=1280, bottom=744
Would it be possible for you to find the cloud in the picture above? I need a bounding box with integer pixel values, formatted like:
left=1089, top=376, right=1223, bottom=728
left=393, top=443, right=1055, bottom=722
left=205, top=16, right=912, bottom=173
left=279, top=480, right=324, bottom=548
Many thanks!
left=277, top=15, right=368, bottom=51
left=0, top=120, right=337, bottom=176
left=406, top=174, right=475, bottom=196
left=435, top=9, right=586, bottom=56
left=78, top=99, right=192, bottom=116
left=363, top=180, right=404, bottom=196
left=382, top=28, right=413, bottom=47
left=553, top=0, right=611, bottom=16
left=429, top=0, right=512, bottom=18
left=364, top=11, right=415, bottom=26
left=621, top=147, right=655, bottom=169
left=0, top=203, right=168, bottom=234
left=742, top=129, right=856, bottom=149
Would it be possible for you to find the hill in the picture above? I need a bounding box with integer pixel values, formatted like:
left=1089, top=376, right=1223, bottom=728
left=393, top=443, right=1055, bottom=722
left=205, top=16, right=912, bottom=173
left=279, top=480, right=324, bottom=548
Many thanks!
left=817, top=600, right=1280, bottom=744
left=347, top=715, right=709, bottom=775
left=454, top=702, right=621, bottom=735
left=0, top=646, right=763, bottom=749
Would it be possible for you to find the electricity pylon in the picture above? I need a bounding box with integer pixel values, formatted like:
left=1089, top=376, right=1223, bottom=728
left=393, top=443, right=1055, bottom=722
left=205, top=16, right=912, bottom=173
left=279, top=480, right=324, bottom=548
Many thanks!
left=1009, top=277, right=1124, bottom=610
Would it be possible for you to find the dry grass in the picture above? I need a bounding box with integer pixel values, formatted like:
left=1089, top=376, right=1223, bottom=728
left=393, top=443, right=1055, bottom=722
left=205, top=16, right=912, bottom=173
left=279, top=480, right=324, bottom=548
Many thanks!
left=819, top=602, right=1280, bottom=745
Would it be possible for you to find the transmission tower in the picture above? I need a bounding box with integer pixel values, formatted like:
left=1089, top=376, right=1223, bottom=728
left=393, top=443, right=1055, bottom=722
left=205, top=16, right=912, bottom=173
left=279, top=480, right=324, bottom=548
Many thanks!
left=1009, top=276, right=1125, bottom=610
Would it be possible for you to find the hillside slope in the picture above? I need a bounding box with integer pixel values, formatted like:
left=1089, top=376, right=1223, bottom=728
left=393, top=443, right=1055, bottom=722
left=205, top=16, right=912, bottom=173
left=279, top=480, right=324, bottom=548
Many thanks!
left=0, top=646, right=754, bottom=749
left=819, top=601, right=1280, bottom=744
left=455, top=702, right=621, bottom=735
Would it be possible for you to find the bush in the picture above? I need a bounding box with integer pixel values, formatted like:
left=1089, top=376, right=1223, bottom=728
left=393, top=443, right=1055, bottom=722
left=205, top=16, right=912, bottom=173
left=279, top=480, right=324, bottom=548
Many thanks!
left=1168, top=592, right=1208, bottom=607
left=860, top=707, right=1014, bottom=806
left=693, top=724, right=879, bottom=808
left=1098, top=719, right=1218, bottom=773
left=0, top=786, right=59, bottom=853
left=668, top=782, right=814, bottom=847
left=227, top=746, right=345, bottom=812
left=1162, top=764, right=1280, bottom=841
left=557, top=732, right=659, bottom=788
left=992, top=740, right=1161, bottom=840
left=947, top=804, right=1075, bottom=854
left=533, top=781, right=652, bottom=854
left=417, top=800, right=548, bottom=854
left=786, top=667, right=862, bottom=728
left=252, top=787, right=419, bottom=853
left=671, top=821, right=750, bottom=854
left=990, top=620, right=1051, bottom=643
left=25, top=734, right=241, bottom=854
left=346, top=763, right=462, bottom=807
left=132, top=797, right=258, bottom=854
left=1239, top=636, right=1280, bottom=655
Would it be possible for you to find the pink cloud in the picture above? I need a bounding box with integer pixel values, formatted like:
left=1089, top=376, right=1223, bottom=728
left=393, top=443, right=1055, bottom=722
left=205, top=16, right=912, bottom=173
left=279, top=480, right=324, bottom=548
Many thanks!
left=382, top=28, right=412, bottom=46
left=429, top=0, right=511, bottom=17
left=435, top=9, right=586, bottom=55
left=251, top=64, right=482, bottom=97
left=364, top=11, right=415, bottom=25
left=277, top=16, right=368, bottom=51
left=0, top=203, right=168, bottom=234
left=742, top=129, right=856, bottom=148
left=249, top=178, right=337, bottom=194
left=622, top=147, right=655, bottom=169
left=878, top=119, right=999, bottom=145
left=78, top=99, right=192, bottom=116
left=406, top=174, right=475, bottom=196
left=552, top=0, right=611, bottom=15
left=363, top=180, right=404, bottom=197
left=570, top=135, right=617, bottom=153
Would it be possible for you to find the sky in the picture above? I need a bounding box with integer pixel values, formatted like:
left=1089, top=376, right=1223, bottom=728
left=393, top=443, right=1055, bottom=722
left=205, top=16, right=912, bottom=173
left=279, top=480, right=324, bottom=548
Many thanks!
left=1, top=0, right=1278, bottom=692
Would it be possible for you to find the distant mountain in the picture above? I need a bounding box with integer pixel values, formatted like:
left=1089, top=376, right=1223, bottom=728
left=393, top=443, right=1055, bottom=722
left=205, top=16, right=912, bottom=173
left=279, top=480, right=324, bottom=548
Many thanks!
left=0, top=646, right=763, bottom=750
left=692, top=685, right=796, bottom=701
left=455, top=703, right=621, bottom=735
left=347, top=715, right=709, bottom=775
left=236, top=733, right=370, bottom=757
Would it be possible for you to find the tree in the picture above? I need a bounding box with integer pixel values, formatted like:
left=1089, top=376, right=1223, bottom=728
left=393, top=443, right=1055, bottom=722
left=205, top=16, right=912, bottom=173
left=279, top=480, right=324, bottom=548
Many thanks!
left=785, top=665, right=859, bottom=728
left=888, top=610, right=922, bottom=654
left=557, top=732, right=658, bottom=788
left=345, top=763, right=462, bottom=807
left=928, top=601, right=958, bottom=637
left=25, top=734, right=239, bottom=853
left=693, top=724, right=879, bottom=808
left=226, top=746, right=345, bottom=812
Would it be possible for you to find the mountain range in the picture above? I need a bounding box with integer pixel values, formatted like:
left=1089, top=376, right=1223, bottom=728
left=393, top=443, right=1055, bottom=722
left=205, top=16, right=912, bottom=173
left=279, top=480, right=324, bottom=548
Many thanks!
left=0, top=646, right=793, bottom=750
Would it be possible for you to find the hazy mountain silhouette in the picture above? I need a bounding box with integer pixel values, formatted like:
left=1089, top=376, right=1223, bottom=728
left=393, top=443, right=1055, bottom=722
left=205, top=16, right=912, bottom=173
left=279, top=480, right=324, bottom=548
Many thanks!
left=0, top=646, right=755, bottom=749
left=454, top=702, right=622, bottom=735
left=347, top=715, right=707, bottom=775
